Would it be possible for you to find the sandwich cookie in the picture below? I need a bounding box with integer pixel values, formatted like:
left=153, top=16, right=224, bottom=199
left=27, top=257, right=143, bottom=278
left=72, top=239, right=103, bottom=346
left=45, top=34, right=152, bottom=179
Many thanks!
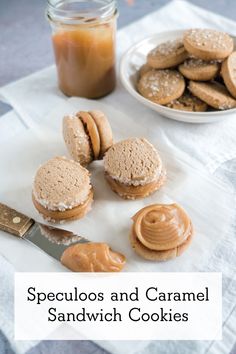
left=63, top=110, right=113, bottom=166
left=178, top=58, right=220, bottom=81
left=221, top=51, right=236, bottom=98
left=130, top=204, right=193, bottom=261
left=166, top=92, right=208, bottom=112
left=61, top=243, right=126, bottom=272
left=147, top=39, right=188, bottom=69
left=104, top=138, right=166, bottom=200
left=32, top=156, right=93, bottom=222
left=138, top=69, right=185, bottom=105
left=188, top=81, right=236, bottom=110
left=183, top=29, right=234, bottom=60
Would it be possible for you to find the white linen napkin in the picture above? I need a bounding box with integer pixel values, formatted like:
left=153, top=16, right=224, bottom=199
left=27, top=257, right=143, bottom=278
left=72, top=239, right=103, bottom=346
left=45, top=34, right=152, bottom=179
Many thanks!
left=1, top=0, right=236, bottom=172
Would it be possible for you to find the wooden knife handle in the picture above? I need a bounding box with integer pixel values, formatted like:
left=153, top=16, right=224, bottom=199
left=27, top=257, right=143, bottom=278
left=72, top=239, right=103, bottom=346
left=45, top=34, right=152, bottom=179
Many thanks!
left=0, top=203, right=34, bottom=238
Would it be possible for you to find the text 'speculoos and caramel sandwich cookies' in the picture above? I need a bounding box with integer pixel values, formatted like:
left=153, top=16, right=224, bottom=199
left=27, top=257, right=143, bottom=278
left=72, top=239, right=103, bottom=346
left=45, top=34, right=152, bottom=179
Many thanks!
left=130, top=204, right=193, bottom=261
left=61, top=243, right=126, bottom=272
left=104, top=138, right=166, bottom=200
left=63, top=110, right=113, bottom=166
left=32, top=156, right=93, bottom=222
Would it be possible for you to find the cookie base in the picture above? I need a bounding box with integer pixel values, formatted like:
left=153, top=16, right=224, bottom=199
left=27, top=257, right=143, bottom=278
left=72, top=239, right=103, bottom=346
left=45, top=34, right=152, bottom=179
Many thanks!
left=61, top=243, right=126, bottom=272
left=105, top=171, right=166, bottom=200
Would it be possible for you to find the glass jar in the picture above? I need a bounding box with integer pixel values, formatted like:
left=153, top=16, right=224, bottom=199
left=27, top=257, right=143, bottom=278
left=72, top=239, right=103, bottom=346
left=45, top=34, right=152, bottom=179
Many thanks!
left=46, top=0, right=117, bottom=98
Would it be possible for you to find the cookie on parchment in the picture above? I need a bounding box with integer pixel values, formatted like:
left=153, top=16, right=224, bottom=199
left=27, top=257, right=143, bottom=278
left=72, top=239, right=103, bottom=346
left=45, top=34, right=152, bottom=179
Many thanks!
left=188, top=81, right=236, bottom=110
left=147, top=39, right=188, bottom=69
left=183, top=29, right=234, bottom=60
left=166, top=92, right=208, bottom=112
left=221, top=51, right=236, bottom=98
left=179, top=58, right=220, bottom=81
left=137, top=69, right=185, bottom=105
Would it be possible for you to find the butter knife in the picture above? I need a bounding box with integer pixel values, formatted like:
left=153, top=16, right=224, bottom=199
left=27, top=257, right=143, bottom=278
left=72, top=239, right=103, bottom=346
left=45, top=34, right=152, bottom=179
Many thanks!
left=0, top=203, right=88, bottom=263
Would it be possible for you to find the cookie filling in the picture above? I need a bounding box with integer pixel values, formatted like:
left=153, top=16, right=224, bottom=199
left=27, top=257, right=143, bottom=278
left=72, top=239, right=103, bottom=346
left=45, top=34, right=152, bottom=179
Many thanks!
left=104, top=138, right=164, bottom=186
left=130, top=204, right=193, bottom=261
left=132, top=204, right=192, bottom=250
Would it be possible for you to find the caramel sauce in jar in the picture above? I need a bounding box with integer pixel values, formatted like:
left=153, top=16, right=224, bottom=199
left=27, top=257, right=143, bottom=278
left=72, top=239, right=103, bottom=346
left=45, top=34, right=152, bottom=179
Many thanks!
left=47, top=0, right=117, bottom=98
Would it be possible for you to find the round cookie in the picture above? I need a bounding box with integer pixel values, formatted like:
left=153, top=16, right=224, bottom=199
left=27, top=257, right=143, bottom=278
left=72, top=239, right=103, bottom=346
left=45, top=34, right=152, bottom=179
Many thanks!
left=188, top=81, right=236, bottom=110
left=137, top=69, right=185, bottom=105
left=104, top=138, right=166, bottom=200
left=221, top=51, right=236, bottom=98
left=147, top=39, right=188, bottom=69
left=179, top=58, right=220, bottom=81
left=130, top=225, right=193, bottom=261
left=166, top=92, right=208, bottom=112
left=183, top=29, right=234, bottom=60
left=89, top=110, right=113, bottom=158
left=63, top=115, right=92, bottom=166
left=130, top=204, right=193, bottom=261
left=32, top=156, right=93, bottom=222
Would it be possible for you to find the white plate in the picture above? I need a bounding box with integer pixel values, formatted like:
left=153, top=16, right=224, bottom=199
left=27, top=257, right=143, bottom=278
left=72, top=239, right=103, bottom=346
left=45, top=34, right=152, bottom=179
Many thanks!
left=120, top=29, right=236, bottom=124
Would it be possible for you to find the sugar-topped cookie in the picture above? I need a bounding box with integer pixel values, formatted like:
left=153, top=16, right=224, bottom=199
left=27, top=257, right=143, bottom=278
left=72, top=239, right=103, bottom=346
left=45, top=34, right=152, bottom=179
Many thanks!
left=137, top=69, right=185, bottom=105
left=188, top=81, right=236, bottom=110
left=166, top=92, right=208, bottom=112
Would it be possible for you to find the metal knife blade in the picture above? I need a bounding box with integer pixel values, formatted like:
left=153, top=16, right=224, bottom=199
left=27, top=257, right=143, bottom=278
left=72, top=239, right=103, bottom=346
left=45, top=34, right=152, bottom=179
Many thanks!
left=0, top=203, right=89, bottom=262
left=25, top=223, right=88, bottom=261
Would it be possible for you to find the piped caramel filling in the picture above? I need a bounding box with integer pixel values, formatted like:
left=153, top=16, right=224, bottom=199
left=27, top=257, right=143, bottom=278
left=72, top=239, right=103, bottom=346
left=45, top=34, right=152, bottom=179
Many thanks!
left=132, top=204, right=192, bottom=251
left=61, top=243, right=126, bottom=272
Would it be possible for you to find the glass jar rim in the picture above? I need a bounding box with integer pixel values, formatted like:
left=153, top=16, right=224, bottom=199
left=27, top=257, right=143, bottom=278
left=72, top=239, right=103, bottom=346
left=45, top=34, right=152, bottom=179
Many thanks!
left=47, top=0, right=117, bottom=24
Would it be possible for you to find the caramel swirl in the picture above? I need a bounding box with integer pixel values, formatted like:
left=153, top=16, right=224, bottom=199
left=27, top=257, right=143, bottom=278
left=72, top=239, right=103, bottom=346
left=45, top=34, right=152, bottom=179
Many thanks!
left=132, top=204, right=192, bottom=251
left=61, top=243, right=126, bottom=272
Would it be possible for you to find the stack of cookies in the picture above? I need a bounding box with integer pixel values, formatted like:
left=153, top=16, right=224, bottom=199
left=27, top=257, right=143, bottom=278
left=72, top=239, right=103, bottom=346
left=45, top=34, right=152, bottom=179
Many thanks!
left=138, top=28, right=236, bottom=112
